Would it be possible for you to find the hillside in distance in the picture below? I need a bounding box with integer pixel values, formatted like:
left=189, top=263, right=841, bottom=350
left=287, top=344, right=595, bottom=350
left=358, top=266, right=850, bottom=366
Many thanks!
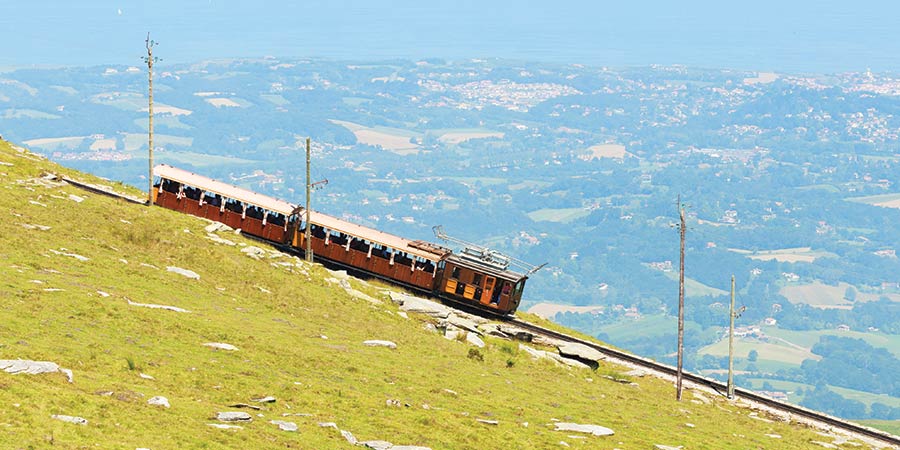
left=0, top=138, right=872, bottom=448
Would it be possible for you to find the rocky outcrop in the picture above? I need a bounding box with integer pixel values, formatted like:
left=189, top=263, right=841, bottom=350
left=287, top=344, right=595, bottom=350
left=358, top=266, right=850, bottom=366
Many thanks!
left=216, top=411, right=252, bottom=422
left=203, top=342, right=239, bottom=351
left=553, top=422, right=614, bottom=436
left=166, top=266, right=200, bottom=280
left=126, top=299, right=190, bottom=313
left=363, top=340, right=397, bottom=350
left=1, top=359, right=73, bottom=383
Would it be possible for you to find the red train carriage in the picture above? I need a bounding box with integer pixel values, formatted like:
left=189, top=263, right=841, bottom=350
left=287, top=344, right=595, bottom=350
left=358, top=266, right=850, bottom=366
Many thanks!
left=152, top=164, right=539, bottom=315
left=153, top=165, right=295, bottom=244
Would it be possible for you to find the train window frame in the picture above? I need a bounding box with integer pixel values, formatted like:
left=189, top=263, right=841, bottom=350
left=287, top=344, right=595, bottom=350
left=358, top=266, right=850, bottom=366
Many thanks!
left=473, top=273, right=483, bottom=286
left=451, top=266, right=461, bottom=279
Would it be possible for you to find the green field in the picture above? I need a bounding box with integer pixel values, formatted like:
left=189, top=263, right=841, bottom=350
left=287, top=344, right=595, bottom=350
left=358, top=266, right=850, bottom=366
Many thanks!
left=762, top=326, right=900, bottom=358
left=156, top=150, right=258, bottom=168
left=743, top=378, right=900, bottom=409
left=661, top=271, right=729, bottom=297
left=846, top=192, right=900, bottom=205
left=122, top=133, right=193, bottom=151
left=526, top=207, right=591, bottom=223
left=699, top=337, right=819, bottom=365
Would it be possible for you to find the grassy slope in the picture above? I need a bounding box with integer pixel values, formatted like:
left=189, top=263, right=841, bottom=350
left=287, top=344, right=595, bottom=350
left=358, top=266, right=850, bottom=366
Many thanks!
left=0, top=140, right=862, bottom=448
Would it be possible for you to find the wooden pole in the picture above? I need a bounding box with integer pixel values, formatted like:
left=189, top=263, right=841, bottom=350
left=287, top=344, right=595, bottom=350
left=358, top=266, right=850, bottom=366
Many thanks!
left=676, top=196, right=686, bottom=401
left=305, top=137, right=312, bottom=262
left=728, top=274, right=736, bottom=399
left=146, top=33, right=155, bottom=206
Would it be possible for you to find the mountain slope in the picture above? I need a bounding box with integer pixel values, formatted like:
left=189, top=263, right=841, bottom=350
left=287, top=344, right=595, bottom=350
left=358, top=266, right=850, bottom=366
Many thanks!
left=0, top=138, right=848, bottom=448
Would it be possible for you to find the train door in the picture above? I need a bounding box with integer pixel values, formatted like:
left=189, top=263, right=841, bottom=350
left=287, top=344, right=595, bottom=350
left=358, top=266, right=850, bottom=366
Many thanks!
left=480, top=276, right=496, bottom=305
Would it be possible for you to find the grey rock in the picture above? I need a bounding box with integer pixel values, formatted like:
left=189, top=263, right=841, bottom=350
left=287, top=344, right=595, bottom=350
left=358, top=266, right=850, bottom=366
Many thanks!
left=340, top=429, right=358, bottom=444
left=252, top=396, right=276, bottom=403
left=208, top=423, right=243, bottom=430
left=205, top=222, right=233, bottom=233
left=520, top=344, right=553, bottom=360
left=139, top=373, right=154, bottom=380
left=810, top=441, right=838, bottom=449
left=547, top=353, right=594, bottom=370
left=391, top=447, right=433, bottom=450
left=270, top=420, right=298, bottom=432
left=206, top=234, right=236, bottom=246
left=392, top=292, right=451, bottom=318
left=0, top=359, right=73, bottom=383
left=241, top=246, right=267, bottom=259
left=476, top=419, right=499, bottom=425
left=443, top=329, right=461, bottom=341
left=347, top=289, right=382, bottom=305
left=624, top=368, right=649, bottom=377
left=654, top=446, right=683, bottom=450
left=339, top=279, right=352, bottom=291
left=554, top=422, right=614, bottom=436
left=166, top=266, right=200, bottom=280
left=228, top=403, right=261, bottom=410
left=51, top=414, right=87, bottom=425
left=360, top=441, right=393, bottom=450
left=216, top=411, right=252, bottom=422
left=203, top=342, right=238, bottom=351
left=447, top=315, right=482, bottom=335
left=327, top=269, right=351, bottom=280
left=363, top=340, right=397, bottom=349
left=318, top=422, right=338, bottom=429
left=466, top=333, right=485, bottom=348
left=148, top=396, right=170, bottom=408
left=49, top=249, right=89, bottom=262
left=127, top=299, right=190, bottom=313
left=21, top=223, right=51, bottom=231
left=68, top=194, right=85, bottom=203
left=557, top=342, right=605, bottom=362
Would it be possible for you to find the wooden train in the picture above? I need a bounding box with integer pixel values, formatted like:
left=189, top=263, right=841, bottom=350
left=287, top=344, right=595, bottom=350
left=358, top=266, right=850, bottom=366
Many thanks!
left=152, top=164, right=543, bottom=315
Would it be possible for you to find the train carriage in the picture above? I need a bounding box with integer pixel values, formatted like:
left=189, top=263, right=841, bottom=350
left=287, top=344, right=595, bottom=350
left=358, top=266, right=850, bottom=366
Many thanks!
left=151, top=164, right=540, bottom=315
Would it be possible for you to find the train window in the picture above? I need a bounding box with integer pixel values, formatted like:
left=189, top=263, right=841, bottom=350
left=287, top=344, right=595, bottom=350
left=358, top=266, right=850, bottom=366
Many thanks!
left=350, top=239, right=369, bottom=252
left=473, top=273, right=483, bottom=286
left=451, top=266, right=460, bottom=279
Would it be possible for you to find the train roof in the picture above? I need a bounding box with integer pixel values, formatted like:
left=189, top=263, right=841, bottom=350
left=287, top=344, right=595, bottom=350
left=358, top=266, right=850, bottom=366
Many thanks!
left=445, top=253, right=527, bottom=282
left=154, top=164, right=296, bottom=216
left=154, top=164, right=450, bottom=262
left=305, top=210, right=450, bottom=261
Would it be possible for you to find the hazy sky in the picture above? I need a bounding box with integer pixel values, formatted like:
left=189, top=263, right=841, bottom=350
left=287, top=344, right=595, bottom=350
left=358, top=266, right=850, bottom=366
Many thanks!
left=1, top=0, right=898, bottom=72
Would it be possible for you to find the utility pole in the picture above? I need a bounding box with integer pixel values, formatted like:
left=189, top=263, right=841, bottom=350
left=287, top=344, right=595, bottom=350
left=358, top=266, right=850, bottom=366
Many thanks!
left=676, top=196, right=686, bottom=401
left=303, top=137, right=328, bottom=262
left=727, top=275, right=746, bottom=399
left=305, top=137, right=312, bottom=262
left=143, top=33, right=160, bottom=206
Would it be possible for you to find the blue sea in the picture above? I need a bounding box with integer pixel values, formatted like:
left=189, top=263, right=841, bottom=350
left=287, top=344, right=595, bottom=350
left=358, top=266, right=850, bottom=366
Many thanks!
left=2, top=0, right=898, bottom=73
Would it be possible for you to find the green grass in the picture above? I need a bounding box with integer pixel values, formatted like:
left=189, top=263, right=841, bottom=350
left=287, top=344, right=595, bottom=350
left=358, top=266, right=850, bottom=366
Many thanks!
left=762, top=326, right=900, bottom=359
left=858, top=420, right=900, bottom=435
left=661, top=271, right=729, bottom=297
left=743, top=378, right=900, bottom=409
left=0, top=138, right=869, bottom=448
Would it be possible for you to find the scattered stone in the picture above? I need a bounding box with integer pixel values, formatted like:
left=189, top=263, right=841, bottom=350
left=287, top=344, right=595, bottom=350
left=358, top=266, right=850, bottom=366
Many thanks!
left=397, top=311, right=409, bottom=319
left=447, top=315, right=482, bottom=335
left=747, top=412, right=773, bottom=423
left=43, top=288, right=64, bottom=292
left=208, top=423, right=243, bottom=430
left=97, top=291, right=110, bottom=297
left=127, top=299, right=190, bottom=313
left=139, top=373, right=154, bottom=380
left=216, top=411, right=252, bottom=422
left=466, top=333, right=485, bottom=348
left=547, top=352, right=594, bottom=370
left=559, top=442, right=570, bottom=447
left=49, top=249, right=89, bottom=262
left=624, top=368, right=649, bottom=377
left=341, top=429, right=358, bottom=445
left=229, top=403, right=261, bottom=410
left=477, top=419, right=499, bottom=425
left=140, top=263, right=159, bottom=270
left=241, top=246, right=267, bottom=259
left=203, top=343, right=239, bottom=351
left=442, top=389, right=458, bottom=397
left=691, top=392, right=711, bottom=404
left=148, top=396, right=170, bottom=408
left=554, top=422, right=614, bottom=436
left=347, top=289, right=382, bottom=305
left=21, top=223, right=51, bottom=231
left=318, top=422, right=338, bottom=429
left=0, top=359, right=73, bottom=383
left=391, top=447, right=433, bottom=450
left=166, top=266, right=200, bottom=280
left=68, top=194, right=85, bottom=203
left=270, top=420, right=298, bottom=432
left=206, top=234, right=236, bottom=246
left=391, top=292, right=451, bottom=318
left=654, top=445, right=683, bottom=450
left=443, top=329, right=461, bottom=341
left=51, top=414, right=87, bottom=425
left=0, top=161, right=12, bottom=166
left=684, top=423, right=695, bottom=428
left=765, top=434, right=782, bottom=439
left=252, top=396, right=276, bottom=403
left=363, top=340, right=397, bottom=350
left=205, top=222, right=233, bottom=233
left=557, top=342, right=605, bottom=362
left=810, top=442, right=838, bottom=449
left=386, top=399, right=403, bottom=407
left=360, top=441, right=393, bottom=450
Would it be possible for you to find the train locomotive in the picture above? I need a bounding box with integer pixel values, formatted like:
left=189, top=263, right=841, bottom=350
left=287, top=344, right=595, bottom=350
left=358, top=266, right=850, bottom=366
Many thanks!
left=152, top=164, right=543, bottom=315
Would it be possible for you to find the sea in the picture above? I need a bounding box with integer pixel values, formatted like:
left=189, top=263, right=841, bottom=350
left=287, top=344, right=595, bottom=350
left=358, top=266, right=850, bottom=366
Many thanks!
left=1, top=0, right=899, bottom=74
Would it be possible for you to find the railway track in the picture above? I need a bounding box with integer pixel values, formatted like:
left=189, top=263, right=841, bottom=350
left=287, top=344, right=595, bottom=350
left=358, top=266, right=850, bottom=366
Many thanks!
left=505, top=317, right=900, bottom=449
